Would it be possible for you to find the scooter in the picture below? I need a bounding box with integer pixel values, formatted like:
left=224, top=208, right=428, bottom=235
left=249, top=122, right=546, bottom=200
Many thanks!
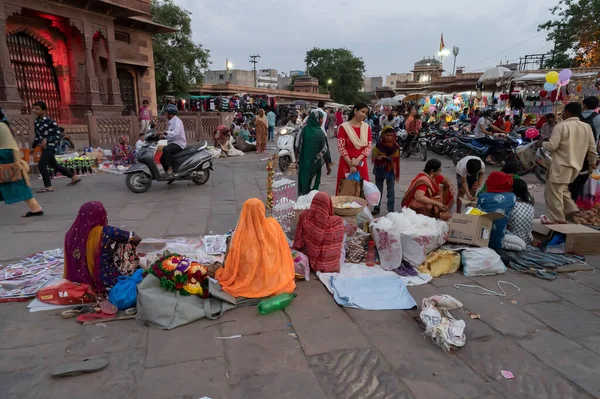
left=124, top=126, right=213, bottom=193
left=277, top=126, right=298, bottom=171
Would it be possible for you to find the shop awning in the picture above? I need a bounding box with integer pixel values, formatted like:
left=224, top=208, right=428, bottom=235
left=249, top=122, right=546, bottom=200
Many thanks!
left=514, top=72, right=598, bottom=82
left=115, top=16, right=178, bottom=34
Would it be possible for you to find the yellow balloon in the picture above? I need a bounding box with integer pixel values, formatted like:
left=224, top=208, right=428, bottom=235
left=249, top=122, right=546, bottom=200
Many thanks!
left=546, top=71, right=559, bottom=84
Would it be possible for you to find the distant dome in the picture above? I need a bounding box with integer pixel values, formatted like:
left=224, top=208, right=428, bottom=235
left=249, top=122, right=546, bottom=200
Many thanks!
left=414, top=58, right=442, bottom=66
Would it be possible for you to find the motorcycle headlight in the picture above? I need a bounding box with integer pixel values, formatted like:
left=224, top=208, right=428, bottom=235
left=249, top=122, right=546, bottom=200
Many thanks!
left=279, top=129, right=288, bottom=135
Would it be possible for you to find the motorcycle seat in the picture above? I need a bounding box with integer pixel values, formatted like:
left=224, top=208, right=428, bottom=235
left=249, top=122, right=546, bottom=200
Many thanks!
left=171, top=142, right=204, bottom=159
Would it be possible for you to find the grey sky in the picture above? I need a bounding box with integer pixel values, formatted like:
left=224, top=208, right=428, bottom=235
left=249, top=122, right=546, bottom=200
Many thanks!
left=175, top=0, right=555, bottom=77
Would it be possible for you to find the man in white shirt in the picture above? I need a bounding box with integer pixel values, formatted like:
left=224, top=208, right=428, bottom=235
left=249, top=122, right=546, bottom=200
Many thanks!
left=455, top=155, right=485, bottom=212
left=135, top=133, right=145, bottom=152
left=160, top=105, right=186, bottom=173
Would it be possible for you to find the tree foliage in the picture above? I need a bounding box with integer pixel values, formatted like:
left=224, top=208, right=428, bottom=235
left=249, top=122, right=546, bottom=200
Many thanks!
left=151, top=0, right=210, bottom=97
left=305, top=48, right=366, bottom=104
left=538, top=0, right=600, bottom=68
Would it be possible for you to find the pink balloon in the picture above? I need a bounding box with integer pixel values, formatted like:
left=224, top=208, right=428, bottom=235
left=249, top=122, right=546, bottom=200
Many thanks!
left=525, top=128, right=539, bottom=139
left=428, top=105, right=436, bottom=113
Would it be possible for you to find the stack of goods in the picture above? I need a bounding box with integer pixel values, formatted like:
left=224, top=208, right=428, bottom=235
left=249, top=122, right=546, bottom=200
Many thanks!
left=0, top=249, right=64, bottom=301
left=148, top=253, right=209, bottom=297
left=370, top=208, right=449, bottom=271
left=55, top=157, right=95, bottom=177
left=574, top=204, right=600, bottom=226
left=271, top=176, right=297, bottom=235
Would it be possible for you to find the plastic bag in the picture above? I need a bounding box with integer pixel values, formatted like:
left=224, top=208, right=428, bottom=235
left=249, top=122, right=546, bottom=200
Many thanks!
left=108, top=269, right=144, bottom=310
left=576, top=176, right=600, bottom=210
left=418, top=250, right=460, bottom=277
left=347, top=171, right=361, bottom=182
left=363, top=180, right=381, bottom=206
left=461, top=248, right=506, bottom=277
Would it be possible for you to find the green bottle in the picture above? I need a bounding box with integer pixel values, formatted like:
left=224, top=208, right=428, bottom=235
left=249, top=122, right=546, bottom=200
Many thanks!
left=258, top=293, right=297, bottom=315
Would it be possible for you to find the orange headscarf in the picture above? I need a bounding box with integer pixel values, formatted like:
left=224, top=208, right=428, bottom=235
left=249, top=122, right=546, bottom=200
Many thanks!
left=215, top=198, right=296, bottom=298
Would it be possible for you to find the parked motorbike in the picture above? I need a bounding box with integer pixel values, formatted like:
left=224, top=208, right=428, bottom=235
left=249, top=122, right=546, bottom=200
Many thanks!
left=451, top=135, right=532, bottom=176
left=277, top=126, right=298, bottom=172
left=397, top=129, right=428, bottom=161
left=124, top=126, right=213, bottom=193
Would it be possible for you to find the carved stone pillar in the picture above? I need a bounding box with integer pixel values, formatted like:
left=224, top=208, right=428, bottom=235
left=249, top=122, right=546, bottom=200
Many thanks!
left=55, top=65, right=72, bottom=123
left=105, top=40, right=123, bottom=106
left=83, top=36, right=102, bottom=105
left=0, top=3, right=23, bottom=115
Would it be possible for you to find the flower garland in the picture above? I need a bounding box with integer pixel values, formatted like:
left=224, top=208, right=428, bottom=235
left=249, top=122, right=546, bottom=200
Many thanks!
left=148, top=252, right=209, bottom=297
left=266, top=155, right=275, bottom=211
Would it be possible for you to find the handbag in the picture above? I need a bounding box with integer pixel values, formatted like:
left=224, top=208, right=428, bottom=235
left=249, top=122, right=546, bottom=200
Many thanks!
left=0, top=163, right=22, bottom=183
left=338, top=178, right=362, bottom=197
left=136, top=274, right=259, bottom=329
left=37, top=280, right=96, bottom=305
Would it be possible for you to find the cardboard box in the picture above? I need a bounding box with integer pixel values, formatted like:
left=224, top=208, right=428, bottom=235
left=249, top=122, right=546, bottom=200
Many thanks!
left=532, top=219, right=600, bottom=254
left=447, top=212, right=504, bottom=247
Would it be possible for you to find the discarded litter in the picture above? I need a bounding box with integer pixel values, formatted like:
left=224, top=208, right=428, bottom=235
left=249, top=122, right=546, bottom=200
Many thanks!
left=511, top=300, right=518, bottom=305
left=257, top=293, right=296, bottom=315
left=288, top=332, right=298, bottom=340
left=214, top=335, right=242, bottom=340
left=420, top=295, right=466, bottom=351
left=468, top=312, right=480, bottom=319
left=501, top=370, right=515, bottom=380
left=95, top=323, right=107, bottom=328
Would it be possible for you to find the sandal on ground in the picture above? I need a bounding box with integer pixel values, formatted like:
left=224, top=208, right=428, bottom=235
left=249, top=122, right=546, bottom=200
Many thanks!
left=51, top=357, right=108, bottom=377
left=125, top=307, right=137, bottom=316
left=67, top=178, right=81, bottom=186
left=36, top=188, right=54, bottom=193
left=22, top=210, right=43, bottom=218
left=76, top=312, right=116, bottom=323
left=61, top=305, right=95, bottom=319
left=99, top=300, right=118, bottom=316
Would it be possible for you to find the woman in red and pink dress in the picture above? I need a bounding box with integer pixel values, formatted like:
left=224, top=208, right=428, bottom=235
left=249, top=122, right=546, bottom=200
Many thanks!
left=336, top=103, right=373, bottom=193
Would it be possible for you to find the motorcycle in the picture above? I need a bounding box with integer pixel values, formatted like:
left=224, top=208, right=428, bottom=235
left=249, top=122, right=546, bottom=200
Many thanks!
left=277, top=126, right=298, bottom=172
left=398, top=129, right=428, bottom=161
left=534, top=147, right=551, bottom=183
left=124, top=126, right=213, bottom=193
left=451, top=135, right=533, bottom=176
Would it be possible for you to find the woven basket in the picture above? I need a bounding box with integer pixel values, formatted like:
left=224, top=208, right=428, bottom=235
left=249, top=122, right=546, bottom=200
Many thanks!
left=331, top=196, right=367, bottom=216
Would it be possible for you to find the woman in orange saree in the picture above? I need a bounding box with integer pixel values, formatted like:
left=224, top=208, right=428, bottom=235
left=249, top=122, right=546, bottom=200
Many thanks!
left=401, top=159, right=455, bottom=220
left=215, top=198, right=296, bottom=298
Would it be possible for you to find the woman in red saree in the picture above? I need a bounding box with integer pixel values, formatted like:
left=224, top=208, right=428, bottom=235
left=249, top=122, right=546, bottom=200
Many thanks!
left=401, top=159, right=455, bottom=220
left=336, top=102, right=372, bottom=193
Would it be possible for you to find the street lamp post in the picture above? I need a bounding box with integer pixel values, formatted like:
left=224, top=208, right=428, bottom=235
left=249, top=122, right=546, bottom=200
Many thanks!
left=452, top=46, right=460, bottom=76
left=226, top=59, right=233, bottom=83
left=326, top=78, right=333, bottom=94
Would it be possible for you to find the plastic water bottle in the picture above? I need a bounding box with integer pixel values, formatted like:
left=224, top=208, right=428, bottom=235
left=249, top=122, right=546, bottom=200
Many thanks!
left=366, top=241, right=376, bottom=267
left=258, top=293, right=297, bottom=315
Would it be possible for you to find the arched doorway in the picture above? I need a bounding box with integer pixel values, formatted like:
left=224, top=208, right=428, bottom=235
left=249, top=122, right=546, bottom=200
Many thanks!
left=117, top=69, right=136, bottom=114
left=7, top=32, right=61, bottom=121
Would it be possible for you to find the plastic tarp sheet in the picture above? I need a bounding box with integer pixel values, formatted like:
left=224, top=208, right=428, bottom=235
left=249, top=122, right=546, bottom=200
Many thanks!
left=317, top=263, right=420, bottom=310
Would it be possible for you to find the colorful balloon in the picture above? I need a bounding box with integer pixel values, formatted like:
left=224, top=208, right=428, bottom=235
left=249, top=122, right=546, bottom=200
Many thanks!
left=546, top=71, right=559, bottom=84
left=539, top=90, right=548, bottom=99
left=558, top=69, right=572, bottom=83
left=428, top=105, right=436, bottom=113
left=576, top=84, right=583, bottom=93
left=544, top=82, right=557, bottom=91
left=525, top=128, right=540, bottom=139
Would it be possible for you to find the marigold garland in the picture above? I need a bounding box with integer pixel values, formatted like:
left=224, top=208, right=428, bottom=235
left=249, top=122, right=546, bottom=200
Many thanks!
left=148, top=252, right=209, bottom=297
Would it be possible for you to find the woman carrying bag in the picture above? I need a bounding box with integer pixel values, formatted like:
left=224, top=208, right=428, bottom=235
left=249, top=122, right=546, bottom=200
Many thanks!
left=0, top=108, right=43, bottom=217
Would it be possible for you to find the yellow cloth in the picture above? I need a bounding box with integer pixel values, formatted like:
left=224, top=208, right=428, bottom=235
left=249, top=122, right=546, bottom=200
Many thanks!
left=85, top=226, right=103, bottom=282
left=418, top=250, right=460, bottom=278
left=0, top=122, right=30, bottom=187
left=215, top=198, right=296, bottom=298
left=341, top=122, right=369, bottom=149
left=542, top=117, right=598, bottom=183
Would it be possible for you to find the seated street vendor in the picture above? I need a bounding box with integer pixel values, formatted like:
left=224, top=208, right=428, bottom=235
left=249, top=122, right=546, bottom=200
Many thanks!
left=64, top=201, right=142, bottom=293
left=401, top=159, right=455, bottom=220
left=507, top=178, right=535, bottom=245
left=294, top=192, right=345, bottom=273
left=112, top=135, right=135, bottom=166
left=477, top=172, right=516, bottom=249
left=215, top=198, right=296, bottom=298
left=235, top=123, right=256, bottom=152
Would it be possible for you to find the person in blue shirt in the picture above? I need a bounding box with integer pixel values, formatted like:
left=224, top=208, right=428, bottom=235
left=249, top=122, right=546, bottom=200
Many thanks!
left=459, top=107, right=470, bottom=123
left=477, top=171, right=516, bottom=249
left=266, top=108, right=276, bottom=142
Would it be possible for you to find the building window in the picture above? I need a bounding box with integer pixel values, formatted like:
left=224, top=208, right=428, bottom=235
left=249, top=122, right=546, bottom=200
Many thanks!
left=219, top=74, right=225, bottom=80
left=115, top=30, right=130, bottom=43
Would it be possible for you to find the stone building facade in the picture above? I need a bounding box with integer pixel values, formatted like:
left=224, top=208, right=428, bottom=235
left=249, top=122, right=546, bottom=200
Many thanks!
left=0, top=0, right=172, bottom=124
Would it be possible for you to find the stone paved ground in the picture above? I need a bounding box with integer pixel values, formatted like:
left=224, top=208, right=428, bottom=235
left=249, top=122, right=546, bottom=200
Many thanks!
left=2, top=140, right=600, bottom=399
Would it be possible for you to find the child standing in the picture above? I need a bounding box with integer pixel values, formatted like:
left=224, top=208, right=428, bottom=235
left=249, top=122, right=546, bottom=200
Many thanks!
left=139, top=100, right=152, bottom=133
left=372, top=125, right=400, bottom=214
